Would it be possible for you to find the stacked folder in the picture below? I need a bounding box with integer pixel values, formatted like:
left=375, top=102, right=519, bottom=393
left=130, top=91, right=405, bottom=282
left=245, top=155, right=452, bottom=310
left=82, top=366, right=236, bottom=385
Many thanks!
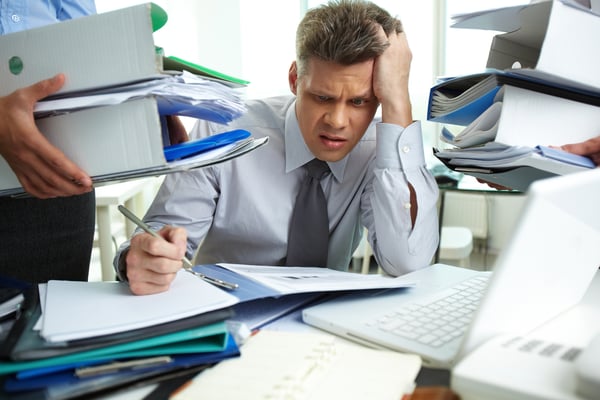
left=0, top=273, right=241, bottom=399
left=0, top=264, right=417, bottom=398
left=0, top=2, right=268, bottom=196
left=429, top=0, right=600, bottom=191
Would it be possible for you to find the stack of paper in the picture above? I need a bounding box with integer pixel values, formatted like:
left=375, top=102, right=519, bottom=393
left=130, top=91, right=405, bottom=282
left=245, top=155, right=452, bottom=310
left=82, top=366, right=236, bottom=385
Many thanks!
left=35, top=71, right=246, bottom=125
left=0, top=263, right=417, bottom=398
left=428, top=0, right=600, bottom=191
left=0, top=271, right=241, bottom=399
left=0, top=2, right=269, bottom=196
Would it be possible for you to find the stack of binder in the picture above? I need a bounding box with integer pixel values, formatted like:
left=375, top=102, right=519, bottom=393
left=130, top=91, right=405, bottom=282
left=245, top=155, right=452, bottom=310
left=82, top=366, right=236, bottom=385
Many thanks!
left=0, top=2, right=268, bottom=197
left=0, top=264, right=417, bottom=398
left=428, top=0, right=600, bottom=191
left=0, top=272, right=241, bottom=399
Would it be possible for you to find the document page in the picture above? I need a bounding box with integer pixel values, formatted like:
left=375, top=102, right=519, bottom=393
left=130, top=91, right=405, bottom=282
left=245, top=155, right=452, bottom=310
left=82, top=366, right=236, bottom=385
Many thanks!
left=216, top=264, right=416, bottom=294
left=41, top=270, right=238, bottom=343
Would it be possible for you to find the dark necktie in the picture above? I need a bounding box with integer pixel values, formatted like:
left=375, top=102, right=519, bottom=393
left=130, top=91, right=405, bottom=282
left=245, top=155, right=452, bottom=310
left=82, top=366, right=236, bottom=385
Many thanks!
left=286, top=159, right=330, bottom=266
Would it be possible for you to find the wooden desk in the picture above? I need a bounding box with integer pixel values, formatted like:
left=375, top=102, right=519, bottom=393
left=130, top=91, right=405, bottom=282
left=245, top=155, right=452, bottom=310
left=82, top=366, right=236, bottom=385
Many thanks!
left=94, top=178, right=158, bottom=281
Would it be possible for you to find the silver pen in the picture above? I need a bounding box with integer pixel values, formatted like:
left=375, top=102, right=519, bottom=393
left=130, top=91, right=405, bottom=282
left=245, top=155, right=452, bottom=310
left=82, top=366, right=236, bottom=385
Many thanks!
left=117, top=205, right=238, bottom=290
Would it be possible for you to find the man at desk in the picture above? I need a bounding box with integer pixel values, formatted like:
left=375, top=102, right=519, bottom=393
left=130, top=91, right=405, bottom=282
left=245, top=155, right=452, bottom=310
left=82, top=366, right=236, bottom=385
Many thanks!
left=115, top=0, right=439, bottom=295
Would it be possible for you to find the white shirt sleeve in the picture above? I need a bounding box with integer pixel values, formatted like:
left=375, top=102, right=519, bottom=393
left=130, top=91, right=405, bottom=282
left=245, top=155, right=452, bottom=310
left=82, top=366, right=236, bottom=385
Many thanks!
left=364, top=121, right=440, bottom=276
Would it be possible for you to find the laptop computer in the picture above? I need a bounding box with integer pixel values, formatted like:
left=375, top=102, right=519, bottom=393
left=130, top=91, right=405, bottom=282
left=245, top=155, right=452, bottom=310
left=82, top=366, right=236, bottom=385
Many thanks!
left=303, top=168, right=600, bottom=368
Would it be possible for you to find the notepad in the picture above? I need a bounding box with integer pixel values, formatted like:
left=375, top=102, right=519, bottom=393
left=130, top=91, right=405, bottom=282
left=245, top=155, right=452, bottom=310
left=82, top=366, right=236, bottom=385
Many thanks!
left=40, top=271, right=238, bottom=343
left=170, top=330, right=421, bottom=400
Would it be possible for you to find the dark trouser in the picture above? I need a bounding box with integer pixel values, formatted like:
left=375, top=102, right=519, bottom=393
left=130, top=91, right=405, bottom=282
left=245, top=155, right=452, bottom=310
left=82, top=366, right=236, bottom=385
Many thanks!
left=0, top=191, right=95, bottom=284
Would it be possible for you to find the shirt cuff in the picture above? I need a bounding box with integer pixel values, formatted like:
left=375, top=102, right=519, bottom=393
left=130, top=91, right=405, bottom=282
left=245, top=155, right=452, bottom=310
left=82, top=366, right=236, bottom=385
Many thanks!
left=376, top=121, right=425, bottom=170
left=115, top=248, right=129, bottom=282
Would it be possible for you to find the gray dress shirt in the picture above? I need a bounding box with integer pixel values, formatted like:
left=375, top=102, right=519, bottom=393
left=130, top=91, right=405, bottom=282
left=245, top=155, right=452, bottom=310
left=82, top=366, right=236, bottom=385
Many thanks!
left=115, top=96, right=439, bottom=277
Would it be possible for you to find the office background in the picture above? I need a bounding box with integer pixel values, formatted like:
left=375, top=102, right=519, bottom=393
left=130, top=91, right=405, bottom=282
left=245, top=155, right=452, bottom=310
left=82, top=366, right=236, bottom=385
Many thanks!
left=89, top=0, right=529, bottom=280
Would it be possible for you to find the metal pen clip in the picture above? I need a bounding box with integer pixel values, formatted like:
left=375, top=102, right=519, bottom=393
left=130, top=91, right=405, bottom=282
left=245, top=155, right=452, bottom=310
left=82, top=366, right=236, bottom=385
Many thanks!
left=75, top=356, right=173, bottom=378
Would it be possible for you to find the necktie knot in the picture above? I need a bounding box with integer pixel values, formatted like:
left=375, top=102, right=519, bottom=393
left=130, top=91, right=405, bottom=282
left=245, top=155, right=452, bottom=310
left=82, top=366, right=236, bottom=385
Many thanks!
left=305, top=159, right=330, bottom=180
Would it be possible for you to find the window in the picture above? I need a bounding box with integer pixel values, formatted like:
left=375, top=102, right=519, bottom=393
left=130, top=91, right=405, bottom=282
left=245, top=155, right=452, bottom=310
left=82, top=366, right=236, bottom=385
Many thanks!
left=95, top=1, right=527, bottom=151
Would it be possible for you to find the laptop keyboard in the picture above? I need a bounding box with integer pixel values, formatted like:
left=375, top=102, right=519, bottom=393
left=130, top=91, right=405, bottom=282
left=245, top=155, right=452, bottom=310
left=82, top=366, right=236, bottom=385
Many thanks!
left=364, top=275, right=489, bottom=349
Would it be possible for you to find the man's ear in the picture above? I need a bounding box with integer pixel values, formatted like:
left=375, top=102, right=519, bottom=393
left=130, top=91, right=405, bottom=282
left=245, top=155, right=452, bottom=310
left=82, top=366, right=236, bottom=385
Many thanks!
left=288, top=61, right=298, bottom=95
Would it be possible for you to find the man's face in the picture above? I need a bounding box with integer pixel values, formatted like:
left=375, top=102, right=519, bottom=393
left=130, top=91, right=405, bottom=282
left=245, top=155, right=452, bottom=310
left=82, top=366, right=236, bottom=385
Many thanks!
left=289, top=57, right=379, bottom=162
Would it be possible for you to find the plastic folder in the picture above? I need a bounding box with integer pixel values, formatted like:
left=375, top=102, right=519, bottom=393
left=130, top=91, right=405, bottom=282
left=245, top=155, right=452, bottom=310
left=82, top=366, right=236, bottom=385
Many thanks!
left=2, top=334, right=239, bottom=393
left=0, top=321, right=229, bottom=376
left=163, top=129, right=251, bottom=161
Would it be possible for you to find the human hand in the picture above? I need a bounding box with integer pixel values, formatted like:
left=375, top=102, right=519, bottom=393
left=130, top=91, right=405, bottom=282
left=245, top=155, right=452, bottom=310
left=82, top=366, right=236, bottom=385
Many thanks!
left=0, top=74, right=93, bottom=198
left=476, top=178, right=512, bottom=191
left=125, top=225, right=189, bottom=295
left=166, top=115, right=189, bottom=145
left=372, top=24, right=413, bottom=127
left=558, top=136, right=600, bottom=166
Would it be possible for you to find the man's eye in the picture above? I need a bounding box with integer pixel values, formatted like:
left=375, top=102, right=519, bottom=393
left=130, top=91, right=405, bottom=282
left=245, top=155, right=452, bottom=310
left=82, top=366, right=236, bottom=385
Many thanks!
left=351, top=98, right=365, bottom=106
left=317, top=95, right=329, bottom=102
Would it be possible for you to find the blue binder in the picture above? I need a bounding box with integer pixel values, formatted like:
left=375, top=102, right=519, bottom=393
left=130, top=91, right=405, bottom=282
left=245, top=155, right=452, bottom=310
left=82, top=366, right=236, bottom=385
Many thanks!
left=163, top=129, right=251, bottom=161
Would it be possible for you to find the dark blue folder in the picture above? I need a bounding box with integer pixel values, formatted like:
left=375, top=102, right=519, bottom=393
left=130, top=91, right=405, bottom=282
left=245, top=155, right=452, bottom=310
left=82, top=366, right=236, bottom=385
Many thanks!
left=2, top=333, right=240, bottom=394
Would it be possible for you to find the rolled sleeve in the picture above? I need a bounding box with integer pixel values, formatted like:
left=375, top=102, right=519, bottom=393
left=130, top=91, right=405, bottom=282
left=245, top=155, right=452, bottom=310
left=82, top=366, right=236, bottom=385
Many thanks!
left=368, top=121, right=439, bottom=276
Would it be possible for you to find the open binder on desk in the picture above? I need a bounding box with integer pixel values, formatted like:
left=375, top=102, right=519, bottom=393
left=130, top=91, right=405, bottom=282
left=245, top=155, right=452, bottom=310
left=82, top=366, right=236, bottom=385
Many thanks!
left=169, top=330, right=422, bottom=400
left=24, top=264, right=415, bottom=344
left=194, top=263, right=417, bottom=303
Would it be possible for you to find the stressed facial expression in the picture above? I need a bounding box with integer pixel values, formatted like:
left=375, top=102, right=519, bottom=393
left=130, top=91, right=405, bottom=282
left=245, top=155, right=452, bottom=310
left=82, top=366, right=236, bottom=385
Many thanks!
left=289, top=57, right=379, bottom=162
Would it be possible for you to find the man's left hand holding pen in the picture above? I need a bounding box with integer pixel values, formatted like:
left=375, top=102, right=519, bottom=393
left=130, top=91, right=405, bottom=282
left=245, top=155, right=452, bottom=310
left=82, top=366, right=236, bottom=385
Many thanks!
left=125, top=224, right=190, bottom=295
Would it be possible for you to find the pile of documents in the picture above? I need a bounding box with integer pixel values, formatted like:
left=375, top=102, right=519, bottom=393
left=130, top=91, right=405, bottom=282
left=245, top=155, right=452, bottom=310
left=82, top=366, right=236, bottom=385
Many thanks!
left=0, top=272, right=241, bottom=398
left=0, top=2, right=268, bottom=196
left=35, top=71, right=247, bottom=124
left=429, top=0, right=600, bottom=191
left=0, top=265, right=416, bottom=398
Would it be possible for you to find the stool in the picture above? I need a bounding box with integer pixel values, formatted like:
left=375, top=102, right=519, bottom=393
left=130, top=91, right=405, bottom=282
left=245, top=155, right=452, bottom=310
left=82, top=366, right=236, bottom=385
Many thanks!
left=94, top=178, right=158, bottom=281
left=439, top=226, right=473, bottom=268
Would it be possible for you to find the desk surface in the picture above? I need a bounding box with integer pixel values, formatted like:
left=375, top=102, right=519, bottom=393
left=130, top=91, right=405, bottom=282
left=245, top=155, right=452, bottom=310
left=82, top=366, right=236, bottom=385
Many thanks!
left=69, top=269, right=600, bottom=399
left=257, top=268, right=600, bottom=386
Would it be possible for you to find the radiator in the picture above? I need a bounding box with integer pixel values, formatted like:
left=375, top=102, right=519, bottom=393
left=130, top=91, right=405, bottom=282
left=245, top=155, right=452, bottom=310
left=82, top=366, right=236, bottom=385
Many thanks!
left=441, top=191, right=489, bottom=240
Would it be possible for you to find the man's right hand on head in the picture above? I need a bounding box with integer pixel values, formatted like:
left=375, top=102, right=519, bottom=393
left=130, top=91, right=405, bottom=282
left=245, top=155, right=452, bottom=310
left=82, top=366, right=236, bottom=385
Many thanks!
left=0, top=74, right=93, bottom=198
left=125, top=225, right=188, bottom=295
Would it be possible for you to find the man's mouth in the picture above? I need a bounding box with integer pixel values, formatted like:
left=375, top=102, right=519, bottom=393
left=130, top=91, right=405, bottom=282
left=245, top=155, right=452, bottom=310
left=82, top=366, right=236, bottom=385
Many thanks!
left=319, top=134, right=347, bottom=150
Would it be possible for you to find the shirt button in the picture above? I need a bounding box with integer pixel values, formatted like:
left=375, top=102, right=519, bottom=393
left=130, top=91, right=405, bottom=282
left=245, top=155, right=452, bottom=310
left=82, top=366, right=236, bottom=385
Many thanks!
left=11, top=14, right=21, bottom=23
left=402, top=145, right=410, bottom=153
left=404, top=202, right=411, bottom=209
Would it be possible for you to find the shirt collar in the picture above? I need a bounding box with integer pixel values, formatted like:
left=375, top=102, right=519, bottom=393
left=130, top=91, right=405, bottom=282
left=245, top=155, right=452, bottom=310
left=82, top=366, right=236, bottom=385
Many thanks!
left=284, top=100, right=347, bottom=182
